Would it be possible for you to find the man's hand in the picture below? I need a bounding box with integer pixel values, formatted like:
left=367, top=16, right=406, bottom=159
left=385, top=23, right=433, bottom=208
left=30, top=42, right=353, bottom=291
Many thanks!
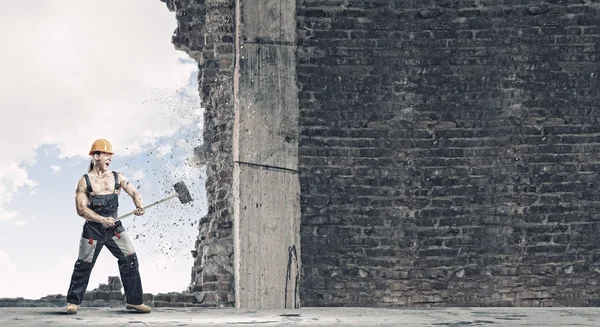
left=101, top=217, right=116, bottom=228
left=133, top=207, right=145, bottom=216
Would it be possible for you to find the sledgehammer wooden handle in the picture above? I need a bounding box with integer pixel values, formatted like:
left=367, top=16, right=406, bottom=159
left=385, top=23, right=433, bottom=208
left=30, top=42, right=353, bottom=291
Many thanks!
left=116, top=193, right=178, bottom=221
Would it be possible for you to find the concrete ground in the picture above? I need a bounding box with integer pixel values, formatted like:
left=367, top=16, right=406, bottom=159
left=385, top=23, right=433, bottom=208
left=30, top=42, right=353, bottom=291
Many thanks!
left=1, top=307, right=599, bottom=326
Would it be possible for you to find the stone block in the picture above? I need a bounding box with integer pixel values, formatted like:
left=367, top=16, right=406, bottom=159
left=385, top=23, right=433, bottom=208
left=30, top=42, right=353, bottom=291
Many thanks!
left=183, top=295, right=197, bottom=303
left=83, top=292, right=95, bottom=301
left=203, top=292, right=218, bottom=303
left=195, top=293, right=206, bottom=303
left=153, top=301, right=186, bottom=307
left=94, top=291, right=109, bottom=301
left=202, top=283, right=217, bottom=291
left=169, top=292, right=186, bottom=303
left=108, top=276, right=123, bottom=291
left=203, top=274, right=218, bottom=283
left=217, top=281, right=231, bottom=291
left=40, top=294, right=64, bottom=301
left=142, top=293, right=154, bottom=302
left=154, top=293, right=170, bottom=302
left=107, top=291, right=124, bottom=301
left=97, top=284, right=110, bottom=292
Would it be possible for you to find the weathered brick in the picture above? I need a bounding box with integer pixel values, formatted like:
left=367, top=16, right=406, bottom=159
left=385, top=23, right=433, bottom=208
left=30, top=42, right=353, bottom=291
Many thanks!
left=297, top=0, right=600, bottom=308
left=162, top=0, right=235, bottom=307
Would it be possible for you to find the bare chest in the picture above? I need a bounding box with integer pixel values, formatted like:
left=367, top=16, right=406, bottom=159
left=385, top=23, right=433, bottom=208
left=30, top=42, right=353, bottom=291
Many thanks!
left=88, top=173, right=120, bottom=195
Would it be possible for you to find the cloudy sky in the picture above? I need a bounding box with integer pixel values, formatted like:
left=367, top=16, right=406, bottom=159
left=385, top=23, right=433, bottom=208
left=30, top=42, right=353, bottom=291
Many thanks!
left=0, top=0, right=207, bottom=299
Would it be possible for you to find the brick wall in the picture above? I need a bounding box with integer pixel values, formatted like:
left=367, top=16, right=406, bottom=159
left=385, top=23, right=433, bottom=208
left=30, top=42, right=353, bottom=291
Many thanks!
left=297, top=0, right=600, bottom=307
left=161, top=0, right=235, bottom=306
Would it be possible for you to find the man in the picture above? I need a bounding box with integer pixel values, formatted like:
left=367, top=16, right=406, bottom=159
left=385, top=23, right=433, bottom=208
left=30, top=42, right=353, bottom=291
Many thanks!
left=65, top=139, right=151, bottom=314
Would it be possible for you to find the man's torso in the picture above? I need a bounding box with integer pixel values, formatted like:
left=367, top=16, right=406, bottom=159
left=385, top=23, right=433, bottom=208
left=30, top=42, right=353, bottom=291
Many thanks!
left=84, top=171, right=121, bottom=219
left=86, top=171, right=121, bottom=196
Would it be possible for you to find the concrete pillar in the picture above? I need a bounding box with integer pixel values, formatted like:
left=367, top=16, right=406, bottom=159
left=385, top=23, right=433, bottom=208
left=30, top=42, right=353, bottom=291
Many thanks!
left=232, top=0, right=301, bottom=309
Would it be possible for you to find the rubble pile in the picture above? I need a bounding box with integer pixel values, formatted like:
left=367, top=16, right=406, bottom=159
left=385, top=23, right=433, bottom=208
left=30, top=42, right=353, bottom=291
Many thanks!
left=0, top=276, right=223, bottom=308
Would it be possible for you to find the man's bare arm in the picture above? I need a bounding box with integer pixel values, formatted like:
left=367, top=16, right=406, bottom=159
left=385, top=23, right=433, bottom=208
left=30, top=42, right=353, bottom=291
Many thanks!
left=75, top=177, right=113, bottom=226
left=119, top=172, right=143, bottom=209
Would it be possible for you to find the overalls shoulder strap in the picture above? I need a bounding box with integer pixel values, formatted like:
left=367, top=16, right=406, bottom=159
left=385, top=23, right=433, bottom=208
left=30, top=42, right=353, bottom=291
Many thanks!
left=83, top=174, right=93, bottom=194
left=113, top=171, right=120, bottom=193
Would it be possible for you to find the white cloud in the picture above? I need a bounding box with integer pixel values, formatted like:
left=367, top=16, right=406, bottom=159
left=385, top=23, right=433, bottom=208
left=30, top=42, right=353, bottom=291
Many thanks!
left=132, top=170, right=145, bottom=182
left=0, top=162, right=38, bottom=224
left=0, top=0, right=201, bottom=218
left=157, top=144, right=173, bottom=157
left=0, top=162, right=38, bottom=195
left=0, top=208, right=19, bottom=223
left=0, top=207, right=33, bottom=227
left=0, top=248, right=17, bottom=278
left=51, top=165, right=61, bottom=174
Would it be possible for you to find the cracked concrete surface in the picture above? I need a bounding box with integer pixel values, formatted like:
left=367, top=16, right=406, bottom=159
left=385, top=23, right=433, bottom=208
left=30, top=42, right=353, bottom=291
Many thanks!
left=1, top=307, right=599, bottom=326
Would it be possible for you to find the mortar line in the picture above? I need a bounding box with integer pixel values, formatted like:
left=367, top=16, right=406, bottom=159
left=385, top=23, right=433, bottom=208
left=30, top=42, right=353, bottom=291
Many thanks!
left=243, top=40, right=296, bottom=46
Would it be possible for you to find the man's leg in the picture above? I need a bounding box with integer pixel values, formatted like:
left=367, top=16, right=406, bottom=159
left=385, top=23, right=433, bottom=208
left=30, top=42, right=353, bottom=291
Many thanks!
left=104, top=228, right=149, bottom=312
left=66, top=236, right=104, bottom=306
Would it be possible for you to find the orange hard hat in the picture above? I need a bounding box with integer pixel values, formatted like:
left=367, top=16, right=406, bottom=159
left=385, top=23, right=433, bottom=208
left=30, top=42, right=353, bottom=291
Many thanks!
left=89, top=139, right=114, bottom=155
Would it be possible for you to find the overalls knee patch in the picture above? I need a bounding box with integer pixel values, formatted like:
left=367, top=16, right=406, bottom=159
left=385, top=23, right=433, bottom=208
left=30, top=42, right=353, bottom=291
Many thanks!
left=111, top=230, right=136, bottom=257
left=78, top=237, right=98, bottom=262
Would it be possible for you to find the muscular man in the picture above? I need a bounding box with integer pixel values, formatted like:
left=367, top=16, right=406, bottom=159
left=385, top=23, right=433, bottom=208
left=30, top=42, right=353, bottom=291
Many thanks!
left=65, top=139, right=151, bottom=314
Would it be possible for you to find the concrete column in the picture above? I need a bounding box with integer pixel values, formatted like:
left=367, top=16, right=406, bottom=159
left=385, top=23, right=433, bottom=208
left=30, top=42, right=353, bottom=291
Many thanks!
left=232, top=0, right=301, bottom=309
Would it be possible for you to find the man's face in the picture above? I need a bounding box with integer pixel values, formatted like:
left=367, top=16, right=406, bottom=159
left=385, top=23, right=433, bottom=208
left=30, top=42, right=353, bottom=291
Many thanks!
left=94, top=152, right=113, bottom=170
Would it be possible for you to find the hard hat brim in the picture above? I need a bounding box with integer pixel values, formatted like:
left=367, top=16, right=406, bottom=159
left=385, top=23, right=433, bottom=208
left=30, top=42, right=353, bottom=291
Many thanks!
left=89, top=151, right=114, bottom=156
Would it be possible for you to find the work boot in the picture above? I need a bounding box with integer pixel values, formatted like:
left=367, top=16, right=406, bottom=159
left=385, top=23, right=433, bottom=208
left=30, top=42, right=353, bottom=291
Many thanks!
left=66, top=303, right=78, bottom=315
left=126, top=303, right=151, bottom=313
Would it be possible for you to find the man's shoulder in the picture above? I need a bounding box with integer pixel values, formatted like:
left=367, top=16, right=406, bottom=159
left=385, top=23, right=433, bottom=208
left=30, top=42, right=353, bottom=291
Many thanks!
left=115, top=171, right=129, bottom=182
left=76, top=175, right=89, bottom=192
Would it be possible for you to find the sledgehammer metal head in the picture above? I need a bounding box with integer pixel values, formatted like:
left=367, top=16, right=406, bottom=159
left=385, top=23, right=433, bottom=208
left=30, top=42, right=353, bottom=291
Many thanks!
left=173, top=181, right=192, bottom=204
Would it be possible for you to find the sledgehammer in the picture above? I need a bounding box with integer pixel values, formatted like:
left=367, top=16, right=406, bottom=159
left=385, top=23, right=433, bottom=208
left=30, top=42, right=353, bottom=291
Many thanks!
left=116, top=181, right=193, bottom=220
